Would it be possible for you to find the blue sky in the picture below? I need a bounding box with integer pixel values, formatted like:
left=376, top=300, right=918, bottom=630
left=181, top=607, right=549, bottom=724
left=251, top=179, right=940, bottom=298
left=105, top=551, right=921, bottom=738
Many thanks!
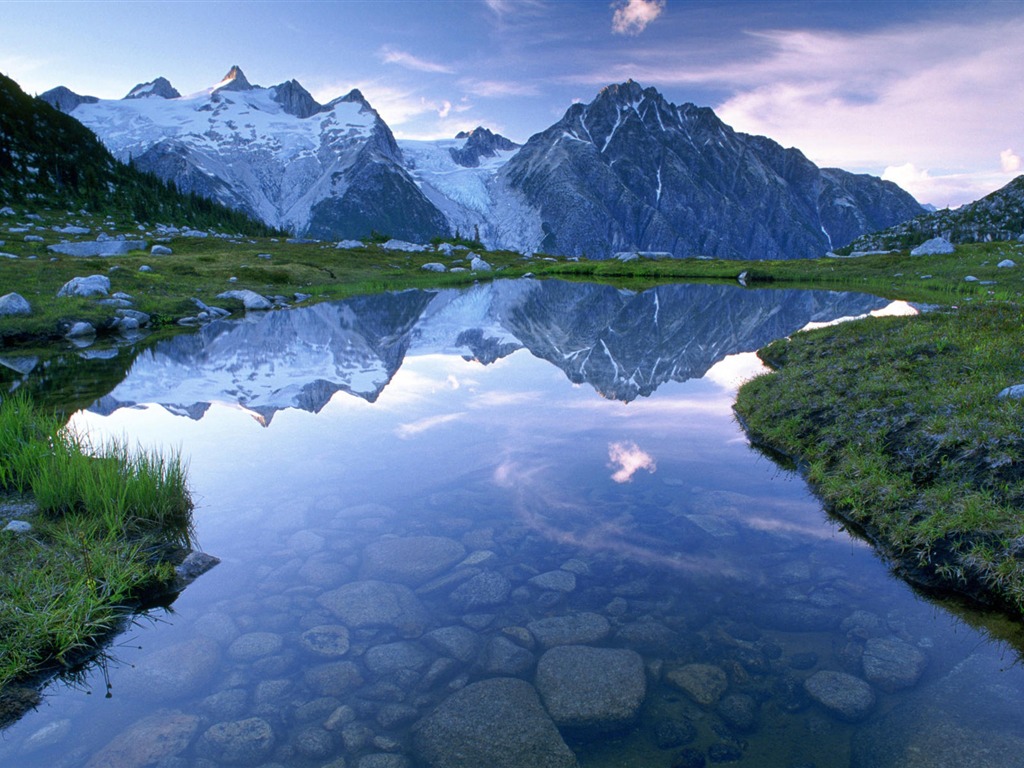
left=2, top=0, right=1022, bottom=207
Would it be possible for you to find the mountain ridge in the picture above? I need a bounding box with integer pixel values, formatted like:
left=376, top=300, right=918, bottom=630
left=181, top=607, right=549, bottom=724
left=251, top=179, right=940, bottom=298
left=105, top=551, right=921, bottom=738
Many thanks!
left=39, top=69, right=924, bottom=258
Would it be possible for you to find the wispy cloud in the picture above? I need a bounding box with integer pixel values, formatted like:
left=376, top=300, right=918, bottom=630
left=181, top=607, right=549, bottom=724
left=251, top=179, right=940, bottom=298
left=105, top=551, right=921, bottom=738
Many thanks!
left=460, top=78, right=541, bottom=98
left=379, top=46, right=456, bottom=75
left=608, top=440, right=656, bottom=483
left=611, top=0, right=666, bottom=36
left=396, top=412, right=464, bottom=438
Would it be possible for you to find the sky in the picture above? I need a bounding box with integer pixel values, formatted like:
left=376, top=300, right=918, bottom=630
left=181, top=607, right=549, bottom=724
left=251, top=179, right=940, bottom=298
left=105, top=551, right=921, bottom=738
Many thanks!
left=1, top=0, right=1022, bottom=208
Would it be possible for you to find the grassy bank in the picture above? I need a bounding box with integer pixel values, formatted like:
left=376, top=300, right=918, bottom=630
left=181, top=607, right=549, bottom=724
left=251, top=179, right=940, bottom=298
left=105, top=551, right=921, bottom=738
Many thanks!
left=0, top=393, right=193, bottom=695
left=735, top=302, right=1024, bottom=614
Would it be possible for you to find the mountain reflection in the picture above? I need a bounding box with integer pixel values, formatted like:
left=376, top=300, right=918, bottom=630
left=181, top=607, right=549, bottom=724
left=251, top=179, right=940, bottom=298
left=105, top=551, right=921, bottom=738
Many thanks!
left=91, top=280, right=887, bottom=421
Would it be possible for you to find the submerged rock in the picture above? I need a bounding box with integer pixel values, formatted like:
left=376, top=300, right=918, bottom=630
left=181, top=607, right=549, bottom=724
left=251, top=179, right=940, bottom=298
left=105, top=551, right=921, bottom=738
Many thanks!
left=448, top=570, right=512, bottom=611
left=803, top=670, right=875, bottom=722
left=197, top=717, right=275, bottom=764
left=527, top=612, right=611, bottom=649
left=862, top=636, right=928, bottom=692
left=318, top=580, right=430, bottom=636
left=85, top=712, right=199, bottom=768
left=361, top=536, right=466, bottom=585
left=666, top=663, right=728, bottom=708
left=413, top=678, right=577, bottom=768
left=535, top=645, right=646, bottom=731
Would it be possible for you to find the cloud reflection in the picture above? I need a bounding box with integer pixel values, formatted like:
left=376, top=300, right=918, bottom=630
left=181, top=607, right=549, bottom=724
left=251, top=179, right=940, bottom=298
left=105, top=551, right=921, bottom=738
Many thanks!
left=608, top=440, right=657, bottom=483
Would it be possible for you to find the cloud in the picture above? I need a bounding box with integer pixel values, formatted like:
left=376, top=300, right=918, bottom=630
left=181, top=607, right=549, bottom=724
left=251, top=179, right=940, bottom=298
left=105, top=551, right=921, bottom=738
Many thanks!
left=460, top=78, right=541, bottom=97
left=611, top=0, right=666, bottom=36
left=1002, top=149, right=1022, bottom=174
left=396, top=413, right=464, bottom=439
left=379, top=46, right=455, bottom=75
left=438, top=100, right=452, bottom=118
left=608, top=441, right=656, bottom=483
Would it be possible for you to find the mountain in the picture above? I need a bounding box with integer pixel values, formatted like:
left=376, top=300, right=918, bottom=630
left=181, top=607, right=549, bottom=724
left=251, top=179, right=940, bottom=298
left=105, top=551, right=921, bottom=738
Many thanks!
left=88, top=280, right=887, bottom=422
left=496, top=81, right=924, bottom=259
left=0, top=72, right=275, bottom=234
left=42, top=70, right=923, bottom=258
left=42, top=67, right=448, bottom=242
left=841, top=174, right=1024, bottom=252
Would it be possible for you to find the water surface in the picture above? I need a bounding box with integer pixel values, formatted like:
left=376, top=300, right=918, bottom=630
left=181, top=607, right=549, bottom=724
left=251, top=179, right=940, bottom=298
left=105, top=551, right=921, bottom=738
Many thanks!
left=3, top=280, right=1023, bottom=768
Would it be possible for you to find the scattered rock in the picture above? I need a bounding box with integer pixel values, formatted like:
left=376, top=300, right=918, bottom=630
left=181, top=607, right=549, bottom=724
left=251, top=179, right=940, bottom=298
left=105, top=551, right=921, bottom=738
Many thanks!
left=300, top=625, right=351, bottom=658
left=448, top=570, right=512, bottom=611
left=527, top=612, right=611, bottom=649
left=47, top=240, right=147, bottom=257
left=216, top=289, right=273, bottom=310
left=421, top=262, right=447, bottom=272
left=666, top=664, right=729, bottom=708
left=151, top=244, right=173, bottom=255
left=412, top=678, right=577, bottom=768
left=528, top=570, right=576, bottom=592
left=318, top=580, right=430, bottom=637
left=862, top=636, right=927, bottom=692
left=336, top=239, right=365, bottom=249
left=382, top=239, right=429, bottom=252
left=197, top=717, right=275, bottom=764
left=470, top=255, right=492, bottom=272
left=803, top=670, right=875, bottom=722
left=535, top=645, right=646, bottom=731
left=364, top=641, right=432, bottom=676
left=716, top=693, right=758, bottom=732
left=3, top=520, right=32, bottom=534
left=23, top=235, right=44, bottom=243
left=997, top=259, right=1016, bottom=268
left=0, top=293, right=31, bottom=316
left=910, top=237, right=954, bottom=256
left=66, top=321, right=96, bottom=338
left=57, top=274, right=110, bottom=298
left=227, top=631, right=283, bottom=661
left=484, top=636, right=535, bottom=676
left=85, top=712, right=199, bottom=768
left=119, top=637, right=221, bottom=699
left=997, top=384, right=1024, bottom=400
left=361, top=536, right=466, bottom=585
left=422, top=625, right=482, bottom=663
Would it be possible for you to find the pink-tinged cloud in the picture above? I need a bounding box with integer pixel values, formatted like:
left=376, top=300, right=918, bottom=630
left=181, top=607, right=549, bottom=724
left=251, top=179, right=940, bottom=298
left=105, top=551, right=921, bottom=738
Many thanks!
left=608, top=440, right=656, bottom=483
left=611, top=0, right=666, bottom=36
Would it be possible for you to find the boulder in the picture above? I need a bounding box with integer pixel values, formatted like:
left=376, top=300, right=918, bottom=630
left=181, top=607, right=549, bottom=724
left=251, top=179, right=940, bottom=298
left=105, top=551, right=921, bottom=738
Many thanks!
left=118, top=636, right=221, bottom=699
left=421, top=262, right=447, bottom=272
left=0, top=293, right=31, bottom=316
left=317, top=580, right=430, bottom=636
left=57, top=274, right=110, bottom=298
left=85, top=712, right=199, bottom=768
left=666, top=663, right=728, bottom=707
left=803, top=670, right=875, bottom=722
left=336, top=239, right=365, bottom=249
left=47, top=240, right=147, bottom=257
left=910, top=237, right=955, bottom=256
left=527, top=612, right=611, bottom=649
left=422, top=625, right=482, bottom=663
left=299, top=625, right=351, bottom=658
left=528, top=570, right=576, bottom=592
left=216, top=289, right=273, bottom=310
left=470, top=255, right=493, bottom=271
left=997, top=259, right=1016, bottom=268
left=66, top=321, right=96, bottom=338
left=364, top=641, right=433, bottom=676
left=998, top=384, right=1024, bottom=400
left=862, top=636, right=928, bottom=692
left=197, top=717, right=275, bottom=764
left=535, top=646, right=646, bottom=731
left=484, top=636, right=535, bottom=676
left=151, top=244, right=173, bottom=255
left=413, top=678, right=577, bottom=768
left=361, top=536, right=466, bottom=585
left=448, top=570, right=512, bottom=611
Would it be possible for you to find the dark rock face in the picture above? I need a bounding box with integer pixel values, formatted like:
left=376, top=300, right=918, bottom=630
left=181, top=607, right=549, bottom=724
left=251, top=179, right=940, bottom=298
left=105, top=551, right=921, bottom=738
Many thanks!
left=271, top=79, right=324, bottom=118
left=450, top=127, right=519, bottom=168
left=124, top=77, right=181, bottom=100
left=38, top=85, right=98, bottom=113
left=500, top=80, right=923, bottom=259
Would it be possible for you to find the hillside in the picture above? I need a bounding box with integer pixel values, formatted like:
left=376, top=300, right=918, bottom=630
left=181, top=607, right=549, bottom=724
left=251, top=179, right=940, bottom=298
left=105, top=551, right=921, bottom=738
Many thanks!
left=0, top=72, right=277, bottom=235
left=841, top=174, right=1024, bottom=253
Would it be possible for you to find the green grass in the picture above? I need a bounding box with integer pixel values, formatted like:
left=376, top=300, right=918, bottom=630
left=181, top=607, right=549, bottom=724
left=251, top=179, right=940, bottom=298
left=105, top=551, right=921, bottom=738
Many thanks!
left=0, top=392, right=192, bottom=690
left=735, top=302, right=1024, bottom=614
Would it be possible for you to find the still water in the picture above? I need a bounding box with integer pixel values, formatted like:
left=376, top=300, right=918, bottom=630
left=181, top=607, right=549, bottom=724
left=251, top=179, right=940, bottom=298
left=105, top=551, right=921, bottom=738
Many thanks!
left=3, top=280, right=1024, bottom=768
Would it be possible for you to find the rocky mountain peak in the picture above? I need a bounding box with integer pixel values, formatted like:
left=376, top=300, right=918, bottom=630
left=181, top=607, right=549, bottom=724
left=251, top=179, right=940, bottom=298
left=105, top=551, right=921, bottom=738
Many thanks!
left=449, top=127, right=519, bottom=168
left=214, top=65, right=254, bottom=92
left=124, top=76, right=181, bottom=100
left=271, top=79, right=323, bottom=118
left=38, top=85, right=98, bottom=113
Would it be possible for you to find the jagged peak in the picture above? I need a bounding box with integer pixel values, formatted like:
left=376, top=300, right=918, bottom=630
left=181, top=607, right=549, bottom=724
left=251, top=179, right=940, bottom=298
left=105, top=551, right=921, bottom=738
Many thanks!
left=270, top=79, right=323, bottom=119
left=213, top=65, right=254, bottom=92
left=38, top=85, right=98, bottom=113
left=449, top=126, right=519, bottom=168
left=124, top=76, right=181, bottom=100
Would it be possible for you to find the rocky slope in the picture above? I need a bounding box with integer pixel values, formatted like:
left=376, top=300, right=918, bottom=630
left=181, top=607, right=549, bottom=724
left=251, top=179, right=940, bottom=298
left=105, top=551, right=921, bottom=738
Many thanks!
left=842, top=174, right=1024, bottom=252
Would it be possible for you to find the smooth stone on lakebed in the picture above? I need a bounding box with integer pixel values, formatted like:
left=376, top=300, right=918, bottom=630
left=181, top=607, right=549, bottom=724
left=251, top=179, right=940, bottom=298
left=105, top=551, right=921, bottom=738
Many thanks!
left=227, top=631, right=283, bottom=661
left=364, top=641, right=433, bottom=676
left=119, top=637, right=221, bottom=699
left=448, top=570, right=512, bottom=611
left=413, top=678, right=577, bottom=768
left=528, top=570, right=576, bottom=592
left=318, top=580, right=430, bottom=637
left=85, top=712, right=199, bottom=768
left=197, top=717, right=275, bottom=764
left=300, top=625, right=351, bottom=658
left=423, top=625, right=482, bottom=663
left=485, top=636, right=536, bottom=676
left=804, top=670, right=875, bottom=722
left=862, top=636, right=927, bottom=692
left=527, top=612, right=611, bottom=649
left=536, top=646, right=646, bottom=731
left=666, top=663, right=728, bottom=707
left=361, top=535, right=466, bottom=585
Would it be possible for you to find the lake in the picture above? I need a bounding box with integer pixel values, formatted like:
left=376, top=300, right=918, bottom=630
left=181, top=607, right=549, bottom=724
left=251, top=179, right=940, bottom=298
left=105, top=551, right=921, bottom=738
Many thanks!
left=2, top=280, right=1024, bottom=768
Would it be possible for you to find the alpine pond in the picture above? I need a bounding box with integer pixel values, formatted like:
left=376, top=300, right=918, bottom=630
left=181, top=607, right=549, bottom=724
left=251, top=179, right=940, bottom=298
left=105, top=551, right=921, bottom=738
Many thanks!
left=2, top=280, right=1024, bottom=768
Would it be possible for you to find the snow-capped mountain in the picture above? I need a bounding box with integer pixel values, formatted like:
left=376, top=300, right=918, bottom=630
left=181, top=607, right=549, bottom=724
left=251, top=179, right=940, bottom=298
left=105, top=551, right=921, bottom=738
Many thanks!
left=42, top=70, right=923, bottom=258
left=42, top=66, right=447, bottom=241
left=90, top=280, right=887, bottom=423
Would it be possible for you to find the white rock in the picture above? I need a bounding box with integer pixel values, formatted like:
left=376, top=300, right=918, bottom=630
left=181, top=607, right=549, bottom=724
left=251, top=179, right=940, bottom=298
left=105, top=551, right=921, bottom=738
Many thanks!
left=382, top=239, right=429, bottom=252
left=151, top=244, right=173, bottom=255
left=997, top=259, right=1016, bottom=268
left=0, top=293, right=31, bottom=316
left=421, top=262, right=446, bottom=272
left=910, top=237, right=955, bottom=256
left=66, top=321, right=96, bottom=338
left=216, top=289, right=273, bottom=310
left=470, top=255, right=493, bottom=272
left=335, top=239, right=364, bottom=249
left=0, top=206, right=14, bottom=216
left=57, top=275, right=110, bottom=298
